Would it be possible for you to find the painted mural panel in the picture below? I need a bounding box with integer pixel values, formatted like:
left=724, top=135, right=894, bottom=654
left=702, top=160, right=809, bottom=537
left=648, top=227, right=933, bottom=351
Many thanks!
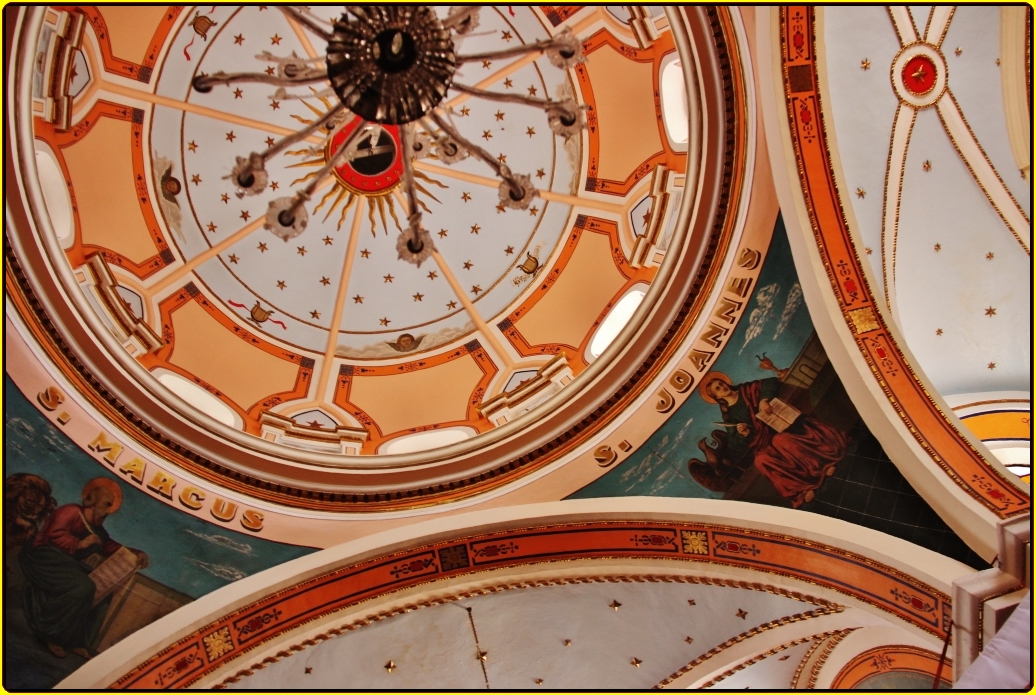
left=3, top=377, right=316, bottom=690
left=571, top=220, right=987, bottom=570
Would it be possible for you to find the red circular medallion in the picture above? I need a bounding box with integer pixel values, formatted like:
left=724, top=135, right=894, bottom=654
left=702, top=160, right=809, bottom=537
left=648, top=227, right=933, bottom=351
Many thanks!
left=326, top=117, right=404, bottom=195
left=901, top=54, right=937, bottom=96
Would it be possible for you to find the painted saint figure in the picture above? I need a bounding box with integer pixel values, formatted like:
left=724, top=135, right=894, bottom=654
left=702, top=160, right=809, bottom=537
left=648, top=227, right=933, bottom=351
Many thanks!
left=694, top=372, right=848, bottom=507
left=18, top=478, right=148, bottom=659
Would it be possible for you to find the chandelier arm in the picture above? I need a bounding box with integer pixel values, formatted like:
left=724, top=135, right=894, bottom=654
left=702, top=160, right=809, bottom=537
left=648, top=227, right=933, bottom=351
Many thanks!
left=284, top=119, right=369, bottom=221
left=451, top=81, right=563, bottom=110
left=455, top=37, right=572, bottom=64
left=279, top=6, right=333, bottom=42
left=399, top=124, right=423, bottom=236
left=442, top=6, right=481, bottom=31
left=192, top=70, right=328, bottom=92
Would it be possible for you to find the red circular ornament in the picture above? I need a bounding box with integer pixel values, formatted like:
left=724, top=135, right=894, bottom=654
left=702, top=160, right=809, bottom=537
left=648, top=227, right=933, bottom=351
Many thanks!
left=901, top=54, right=937, bottom=96
left=326, top=117, right=403, bottom=195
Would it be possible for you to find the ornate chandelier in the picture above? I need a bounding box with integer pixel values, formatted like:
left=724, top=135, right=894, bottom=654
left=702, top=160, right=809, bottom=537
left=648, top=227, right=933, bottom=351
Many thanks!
left=192, top=6, right=586, bottom=267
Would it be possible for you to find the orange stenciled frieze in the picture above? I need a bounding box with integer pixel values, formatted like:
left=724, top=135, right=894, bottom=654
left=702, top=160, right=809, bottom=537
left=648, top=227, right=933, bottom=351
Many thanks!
left=140, top=283, right=314, bottom=434
left=576, top=30, right=686, bottom=196
left=830, top=645, right=952, bottom=689
left=779, top=7, right=1028, bottom=517
left=499, top=215, right=655, bottom=371
left=54, top=6, right=182, bottom=83
left=537, top=6, right=587, bottom=28
left=110, top=520, right=951, bottom=690
left=332, top=340, right=498, bottom=453
left=35, top=100, right=176, bottom=280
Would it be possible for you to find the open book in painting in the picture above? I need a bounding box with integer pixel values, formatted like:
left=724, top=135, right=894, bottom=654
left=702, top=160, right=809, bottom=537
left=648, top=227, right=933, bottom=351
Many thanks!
left=89, top=546, right=140, bottom=605
left=756, top=397, right=800, bottom=433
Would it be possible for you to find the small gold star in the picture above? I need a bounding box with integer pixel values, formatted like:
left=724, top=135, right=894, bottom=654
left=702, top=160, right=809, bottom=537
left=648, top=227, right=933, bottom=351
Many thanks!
left=310, top=310, right=320, bottom=319
left=460, top=106, right=470, bottom=117
left=1021, top=169, right=1028, bottom=179
left=206, top=221, right=217, bottom=232
left=865, top=247, right=873, bottom=255
left=383, top=274, right=394, bottom=283
left=535, top=168, right=545, bottom=179
left=855, top=188, right=866, bottom=198
left=276, top=280, right=286, bottom=289
left=934, top=243, right=941, bottom=251
left=911, top=65, right=928, bottom=82
left=504, top=246, right=514, bottom=255
left=270, top=100, right=281, bottom=110
left=471, top=285, right=482, bottom=295
left=226, top=131, right=236, bottom=142
left=270, top=181, right=279, bottom=190
left=323, top=236, right=333, bottom=245
left=463, top=260, right=473, bottom=270
left=270, top=33, right=282, bottom=45
left=527, top=85, right=538, bottom=97
left=379, top=317, right=390, bottom=326
left=861, top=58, right=870, bottom=70
left=305, top=667, right=312, bottom=674
left=297, top=246, right=307, bottom=256
left=988, top=362, right=996, bottom=369
left=497, top=153, right=507, bottom=163
left=233, top=34, right=244, bottom=45
left=923, top=160, right=931, bottom=172
left=191, top=174, right=202, bottom=185
left=233, top=88, right=243, bottom=99
left=413, top=292, right=423, bottom=302
left=384, top=661, right=395, bottom=673
left=265, top=137, right=275, bottom=147
left=495, top=110, right=505, bottom=121
left=446, top=300, right=457, bottom=309
left=736, top=608, right=748, bottom=619
left=526, top=127, right=536, bottom=137
left=529, top=206, right=539, bottom=216
left=482, top=130, right=493, bottom=140
left=353, top=295, right=363, bottom=303
left=534, top=678, right=543, bottom=685
left=935, top=328, right=943, bottom=335
left=610, top=600, right=622, bottom=611
left=687, top=599, right=696, bottom=606
left=461, top=192, right=471, bottom=202
left=477, top=651, right=488, bottom=662
left=496, top=203, right=507, bottom=213
left=228, top=254, right=239, bottom=264
left=257, top=242, right=268, bottom=252
left=265, top=66, right=276, bottom=76
left=187, top=140, right=198, bottom=152
left=220, top=193, right=230, bottom=203
left=954, top=47, right=962, bottom=56
left=501, top=31, right=512, bottom=41
left=986, top=252, right=994, bottom=260
left=685, top=636, right=694, bottom=644
left=438, top=229, right=448, bottom=238
left=240, top=210, right=250, bottom=221
left=985, top=306, right=996, bottom=316
left=360, top=249, right=371, bottom=258
left=631, top=658, right=642, bottom=668
left=996, top=58, right=1001, bottom=66
left=482, top=59, right=492, bottom=69
left=427, top=271, right=438, bottom=280
left=470, top=224, right=480, bottom=235
left=503, top=77, right=513, bottom=88
left=564, top=640, right=572, bottom=647
left=320, top=277, right=330, bottom=286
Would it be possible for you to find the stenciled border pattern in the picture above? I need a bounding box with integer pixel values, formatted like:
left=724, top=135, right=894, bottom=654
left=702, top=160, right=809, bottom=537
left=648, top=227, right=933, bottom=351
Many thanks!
left=829, top=644, right=951, bottom=688
left=110, top=520, right=951, bottom=689
left=779, top=7, right=1028, bottom=517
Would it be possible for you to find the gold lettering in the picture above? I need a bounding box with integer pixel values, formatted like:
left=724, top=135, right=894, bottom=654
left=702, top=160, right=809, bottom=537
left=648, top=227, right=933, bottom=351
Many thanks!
left=37, top=386, right=64, bottom=411
left=240, top=509, right=264, bottom=532
left=669, top=369, right=693, bottom=393
left=687, top=349, right=715, bottom=372
left=146, top=471, right=176, bottom=499
left=178, top=487, right=205, bottom=510
left=593, top=445, right=617, bottom=467
left=714, top=297, right=743, bottom=324
left=737, top=247, right=762, bottom=270
left=699, top=322, right=729, bottom=348
left=655, top=388, right=675, bottom=414
left=88, top=432, right=123, bottom=466
left=118, top=457, right=147, bottom=484
left=726, top=276, right=753, bottom=298
left=210, top=498, right=238, bottom=522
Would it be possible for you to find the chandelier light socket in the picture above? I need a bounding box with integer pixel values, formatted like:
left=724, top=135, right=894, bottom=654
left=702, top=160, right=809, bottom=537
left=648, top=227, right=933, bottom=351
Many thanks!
left=229, top=154, right=269, bottom=197
left=434, top=136, right=469, bottom=164
left=546, top=28, right=585, bottom=70
left=498, top=171, right=537, bottom=210
left=446, top=6, right=481, bottom=34
left=264, top=197, right=309, bottom=241
left=546, top=99, right=585, bottom=140
left=396, top=226, right=436, bottom=267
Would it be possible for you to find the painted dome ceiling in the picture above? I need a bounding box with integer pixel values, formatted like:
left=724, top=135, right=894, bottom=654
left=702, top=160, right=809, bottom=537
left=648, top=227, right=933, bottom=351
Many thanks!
left=10, top=5, right=747, bottom=509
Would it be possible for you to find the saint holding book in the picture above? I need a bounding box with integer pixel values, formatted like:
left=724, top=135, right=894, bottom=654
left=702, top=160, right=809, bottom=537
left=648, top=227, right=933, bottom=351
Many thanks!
left=18, top=477, right=148, bottom=659
left=697, top=372, right=848, bottom=507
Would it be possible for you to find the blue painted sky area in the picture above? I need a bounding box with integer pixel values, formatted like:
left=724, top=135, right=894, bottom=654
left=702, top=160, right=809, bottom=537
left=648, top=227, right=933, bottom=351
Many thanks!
left=570, top=216, right=816, bottom=500
left=4, top=375, right=315, bottom=599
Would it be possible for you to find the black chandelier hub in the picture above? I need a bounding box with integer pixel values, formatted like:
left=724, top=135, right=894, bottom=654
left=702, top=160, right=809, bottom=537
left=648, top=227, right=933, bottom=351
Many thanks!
left=326, top=7, right=455, bottom=125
